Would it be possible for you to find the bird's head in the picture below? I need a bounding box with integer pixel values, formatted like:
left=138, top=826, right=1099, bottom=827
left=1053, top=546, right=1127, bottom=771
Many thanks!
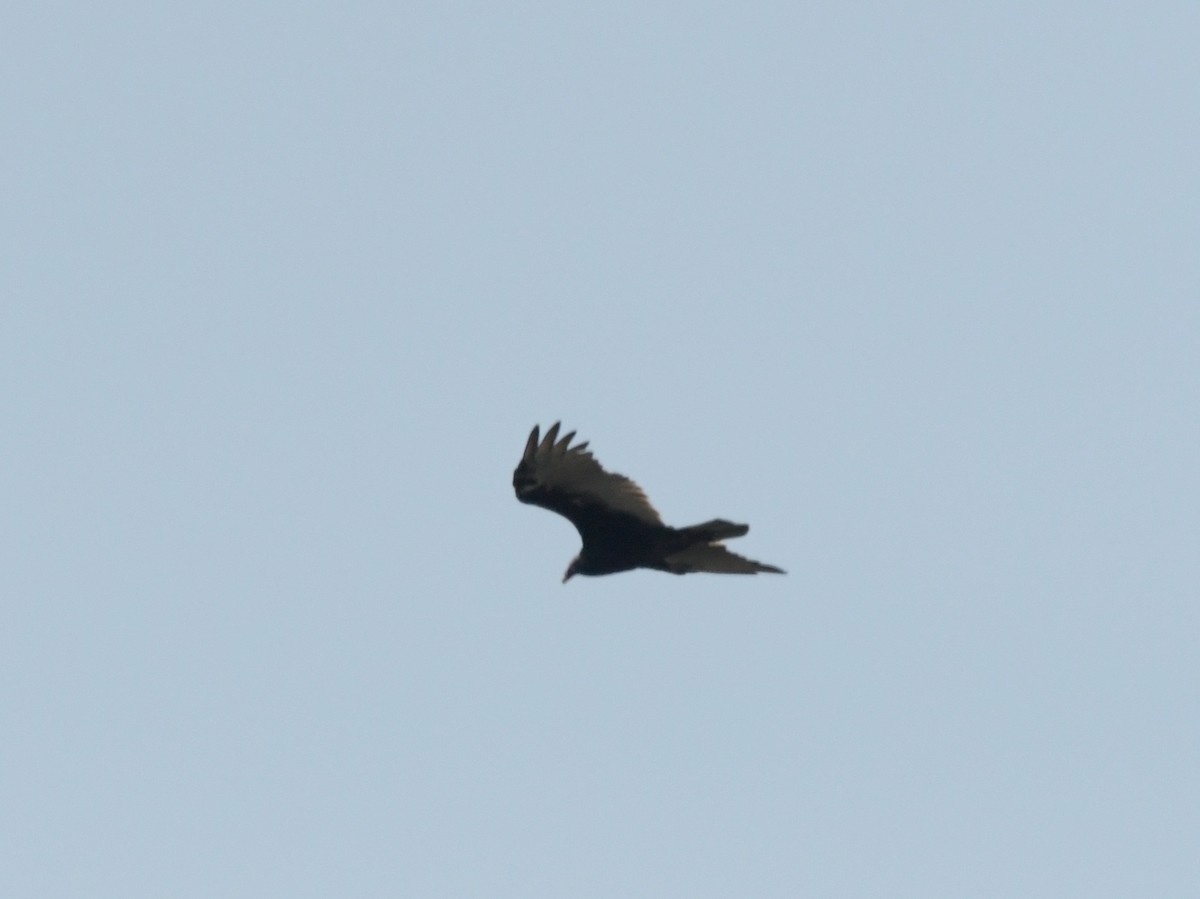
left=562, top=556, right=580, bottom=583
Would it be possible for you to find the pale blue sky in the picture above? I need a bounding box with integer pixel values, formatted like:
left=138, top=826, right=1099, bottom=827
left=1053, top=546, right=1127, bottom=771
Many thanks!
left=3, top=2, right=1198, bottom=896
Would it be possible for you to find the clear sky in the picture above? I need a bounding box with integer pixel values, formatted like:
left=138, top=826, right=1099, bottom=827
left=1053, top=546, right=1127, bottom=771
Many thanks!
left=4, top=2, right=1198, bottom=896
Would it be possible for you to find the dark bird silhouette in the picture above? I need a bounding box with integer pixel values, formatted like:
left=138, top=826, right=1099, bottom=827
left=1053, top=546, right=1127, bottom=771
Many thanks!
left=513, top=423, right=785, bottom=582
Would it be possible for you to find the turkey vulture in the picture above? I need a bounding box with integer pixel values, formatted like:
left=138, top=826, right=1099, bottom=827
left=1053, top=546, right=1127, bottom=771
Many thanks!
left=513, top=423, right=785, bottom=581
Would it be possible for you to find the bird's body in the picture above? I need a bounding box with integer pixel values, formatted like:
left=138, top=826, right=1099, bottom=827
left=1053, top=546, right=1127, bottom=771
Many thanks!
left=513, top=423, right=784, bottom=581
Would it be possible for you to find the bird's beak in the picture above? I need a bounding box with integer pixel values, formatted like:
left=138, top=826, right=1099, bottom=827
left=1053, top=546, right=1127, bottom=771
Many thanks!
left=562, top=568, right=575, bottom=583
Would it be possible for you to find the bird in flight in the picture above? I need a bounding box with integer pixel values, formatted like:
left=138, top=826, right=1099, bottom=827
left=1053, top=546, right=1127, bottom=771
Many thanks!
left=513, top=423, right=784, bottom=582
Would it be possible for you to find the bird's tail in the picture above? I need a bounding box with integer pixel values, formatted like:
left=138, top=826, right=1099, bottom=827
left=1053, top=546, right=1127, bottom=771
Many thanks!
left=668, top=519, right=784, bottom=575
left=676, top=518, right=749, bottom=543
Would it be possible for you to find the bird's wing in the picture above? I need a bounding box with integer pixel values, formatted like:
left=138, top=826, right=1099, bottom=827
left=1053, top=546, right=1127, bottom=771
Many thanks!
left=663, top=543, right=785, bottom=575
left=512, top=423, right=663, bottom=528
